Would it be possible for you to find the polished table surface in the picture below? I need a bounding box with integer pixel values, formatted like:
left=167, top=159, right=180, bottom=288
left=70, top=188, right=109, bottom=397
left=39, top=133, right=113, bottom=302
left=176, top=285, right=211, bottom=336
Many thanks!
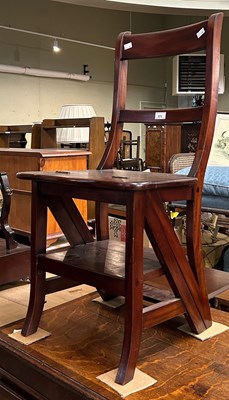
left=0, top=291, right=228, bottom=400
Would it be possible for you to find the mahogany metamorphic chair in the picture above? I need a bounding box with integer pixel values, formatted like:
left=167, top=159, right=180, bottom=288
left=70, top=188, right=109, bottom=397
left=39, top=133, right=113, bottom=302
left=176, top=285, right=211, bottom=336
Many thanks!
left=18, top=13, right=227, bottom=385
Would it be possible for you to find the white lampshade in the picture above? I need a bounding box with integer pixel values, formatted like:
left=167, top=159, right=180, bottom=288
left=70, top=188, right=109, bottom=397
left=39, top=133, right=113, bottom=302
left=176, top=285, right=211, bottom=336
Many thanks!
left=57, top=104, right=96, bottom=143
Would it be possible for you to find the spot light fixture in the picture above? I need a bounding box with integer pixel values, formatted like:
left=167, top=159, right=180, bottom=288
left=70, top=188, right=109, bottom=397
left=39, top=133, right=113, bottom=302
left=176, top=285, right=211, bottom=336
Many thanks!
left=53, top=38, right=60, bottom=52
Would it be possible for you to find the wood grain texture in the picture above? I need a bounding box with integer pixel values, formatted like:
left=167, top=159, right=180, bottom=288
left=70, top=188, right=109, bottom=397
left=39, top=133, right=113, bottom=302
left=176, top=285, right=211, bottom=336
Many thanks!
left=145, top=125, right=181, bottom=172
left=0, top=293, right=228, bottom=400
left=0, top=149, right=89, bottom=236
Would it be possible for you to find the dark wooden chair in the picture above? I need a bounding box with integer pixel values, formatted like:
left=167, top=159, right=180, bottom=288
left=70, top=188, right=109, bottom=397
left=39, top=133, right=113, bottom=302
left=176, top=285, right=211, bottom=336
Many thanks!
left=116, top=135, right=144, bottom=171
left=18, top=13, right=229, bottom=385
left=0, top=172, right=17, bottom=251
left=0, top=172, right=30, bottom=285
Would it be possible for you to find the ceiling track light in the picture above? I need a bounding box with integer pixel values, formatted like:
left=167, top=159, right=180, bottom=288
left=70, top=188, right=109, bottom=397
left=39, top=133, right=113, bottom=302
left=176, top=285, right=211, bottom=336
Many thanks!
left=53, top=39, right=60, bottom=52
left=0, top=24, right=115, bottom=51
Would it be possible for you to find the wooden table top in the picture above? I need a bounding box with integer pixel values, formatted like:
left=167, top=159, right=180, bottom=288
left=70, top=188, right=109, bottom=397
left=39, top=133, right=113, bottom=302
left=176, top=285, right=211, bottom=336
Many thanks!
left=0, top=148, right=91, bottom=157
left=0, top=291, right=228, bottom=400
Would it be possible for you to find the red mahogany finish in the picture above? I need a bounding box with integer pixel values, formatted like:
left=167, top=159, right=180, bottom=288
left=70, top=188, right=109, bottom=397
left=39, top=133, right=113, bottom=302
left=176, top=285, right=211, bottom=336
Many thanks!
left=17, top=13, right=227, bottom=385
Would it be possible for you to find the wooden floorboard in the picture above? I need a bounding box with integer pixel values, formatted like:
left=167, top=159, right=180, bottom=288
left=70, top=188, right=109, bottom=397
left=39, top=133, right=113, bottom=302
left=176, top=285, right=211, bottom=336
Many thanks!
left=0, top=291, right=228, bottom=399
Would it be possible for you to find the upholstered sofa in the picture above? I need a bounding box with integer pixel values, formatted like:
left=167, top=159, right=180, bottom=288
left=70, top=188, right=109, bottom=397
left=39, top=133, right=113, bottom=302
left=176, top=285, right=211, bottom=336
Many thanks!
left=176, top=165, right=229, bottom=214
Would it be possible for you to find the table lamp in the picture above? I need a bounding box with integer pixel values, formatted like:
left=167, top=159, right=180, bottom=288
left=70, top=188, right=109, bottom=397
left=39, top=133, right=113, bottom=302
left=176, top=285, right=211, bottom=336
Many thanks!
left=57, top=104, right=96, bottom=144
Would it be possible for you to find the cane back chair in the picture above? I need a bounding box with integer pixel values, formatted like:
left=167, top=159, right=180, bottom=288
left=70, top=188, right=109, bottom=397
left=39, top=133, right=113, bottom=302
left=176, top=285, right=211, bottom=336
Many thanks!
left=18, top=13, right=228, bottom=385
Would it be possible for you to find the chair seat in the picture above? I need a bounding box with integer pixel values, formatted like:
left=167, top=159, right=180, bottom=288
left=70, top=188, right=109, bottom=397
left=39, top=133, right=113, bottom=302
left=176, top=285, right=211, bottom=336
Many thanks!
left=23, top=169, right=197, bottom=194
left=118, top=158, right=143, bottom=169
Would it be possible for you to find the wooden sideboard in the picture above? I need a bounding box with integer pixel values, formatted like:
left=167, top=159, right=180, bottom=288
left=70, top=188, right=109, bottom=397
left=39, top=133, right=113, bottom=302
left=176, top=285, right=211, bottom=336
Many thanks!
left=0, top=118, right=105, bottom=221
left=0, top=148, right=89, bottom=240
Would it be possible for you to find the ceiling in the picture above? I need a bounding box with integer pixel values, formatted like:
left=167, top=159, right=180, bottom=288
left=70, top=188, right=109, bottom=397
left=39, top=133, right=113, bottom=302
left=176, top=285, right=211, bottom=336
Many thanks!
left=51, top=0, right=229, bottom=16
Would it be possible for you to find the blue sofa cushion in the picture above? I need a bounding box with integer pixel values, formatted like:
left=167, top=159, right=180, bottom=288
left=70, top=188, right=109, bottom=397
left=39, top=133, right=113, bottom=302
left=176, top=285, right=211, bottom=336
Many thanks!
left=177, top=166, right=229, bottom=197
left=176, top=165, right=229, bottom=211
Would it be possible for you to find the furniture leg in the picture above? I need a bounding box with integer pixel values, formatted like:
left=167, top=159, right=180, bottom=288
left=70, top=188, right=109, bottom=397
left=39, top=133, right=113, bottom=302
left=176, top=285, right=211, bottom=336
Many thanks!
left=116, top=192, right=144, bottom=384
left=21, top=270, right=46, bottom=336
left=22, top=182, right=47, bottom=336
left=186, top=197, right=210, bottom=309
left=96, top=201, right=119, bottom=301
left=95, top=202, right=109, bottom=241
left=145, top=191, right=211, bottom=333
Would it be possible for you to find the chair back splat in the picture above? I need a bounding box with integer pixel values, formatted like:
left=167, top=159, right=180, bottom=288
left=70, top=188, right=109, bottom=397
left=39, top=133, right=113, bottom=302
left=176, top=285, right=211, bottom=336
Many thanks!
left=17, top=13, right=228, bottom=386
left=99, top=14, right=222, bottom=178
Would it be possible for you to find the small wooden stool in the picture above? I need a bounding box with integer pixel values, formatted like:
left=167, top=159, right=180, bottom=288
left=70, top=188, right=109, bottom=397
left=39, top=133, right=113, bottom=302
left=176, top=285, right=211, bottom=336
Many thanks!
left=214, top=290, right=229, bottom=311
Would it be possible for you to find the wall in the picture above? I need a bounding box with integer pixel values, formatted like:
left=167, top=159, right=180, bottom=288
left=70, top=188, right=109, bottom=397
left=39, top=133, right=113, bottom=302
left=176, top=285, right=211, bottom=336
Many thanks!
left=0, top=0, right=165, bottom=156
left=0, top=1, right=165, bottom=123
left=0, top=1, right=228, bottom=156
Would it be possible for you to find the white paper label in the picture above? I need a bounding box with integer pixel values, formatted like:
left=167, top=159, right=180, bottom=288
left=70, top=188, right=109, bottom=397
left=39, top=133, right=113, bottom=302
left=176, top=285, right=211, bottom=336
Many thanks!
left=124, top=42, right=132, bottom=50
left=196, top=27, right=205, bottom=39
left=155, top=112, right=166, bottom=120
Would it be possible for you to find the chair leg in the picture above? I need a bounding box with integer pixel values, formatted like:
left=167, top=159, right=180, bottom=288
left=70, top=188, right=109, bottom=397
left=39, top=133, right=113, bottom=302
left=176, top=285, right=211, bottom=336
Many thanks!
left=21, top=182, right=47, bottom=336
left=115, top=192, right=144, bottom=385
left=97, top=288, right=119, bottom=301
left=186, top=199, right=210, bottom=308
left=95, top=201, right=119, bottom=300
left=146, top=191, right=211, bottom=333
left=115, top=295, right=143, bottom=385
left=21, top=270, right=46, bottom=336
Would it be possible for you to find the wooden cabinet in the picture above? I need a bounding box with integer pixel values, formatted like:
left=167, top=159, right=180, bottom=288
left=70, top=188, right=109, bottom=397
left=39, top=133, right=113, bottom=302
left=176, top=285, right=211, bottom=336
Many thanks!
left=145, top=125, right=181, bottom=172
left=0, top=125, right=33, bottom=148
left=0, top=148, right=89, bottom=240
left=32, top=117, right=105, bottom=171
left=145, top=123, right=201, bottom=172
left=181, top=122, right=200, bottom=153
